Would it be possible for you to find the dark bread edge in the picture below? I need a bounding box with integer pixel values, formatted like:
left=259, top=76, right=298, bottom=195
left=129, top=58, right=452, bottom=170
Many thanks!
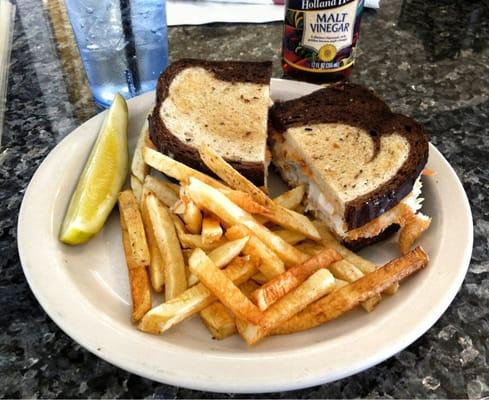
left=344, top=114, right=428, bottom=229
left=148, top=113, right=266, bottom=185
left=270, top=83, right=429, bottom=229
left=149, top=59, right=273, bottom=186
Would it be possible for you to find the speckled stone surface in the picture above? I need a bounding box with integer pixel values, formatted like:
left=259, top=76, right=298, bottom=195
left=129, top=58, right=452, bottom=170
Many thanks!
left=1, top=0, right=488, bottom=397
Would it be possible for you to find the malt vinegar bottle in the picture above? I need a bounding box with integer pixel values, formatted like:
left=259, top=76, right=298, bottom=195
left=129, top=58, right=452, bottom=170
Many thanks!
left=282, top=0, right=365, bottom=84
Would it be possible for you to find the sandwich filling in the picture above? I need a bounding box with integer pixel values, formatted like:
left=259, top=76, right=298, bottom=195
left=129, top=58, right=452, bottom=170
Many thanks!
left=306, top=177, right=425, bottom=241
left=271, top=126, right=427, bottom=242
left=159, top=67, right=269, bottom=164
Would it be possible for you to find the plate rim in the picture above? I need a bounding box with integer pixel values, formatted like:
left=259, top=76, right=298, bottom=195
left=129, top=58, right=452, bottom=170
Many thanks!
left=17, top=78, right=473, bottom=393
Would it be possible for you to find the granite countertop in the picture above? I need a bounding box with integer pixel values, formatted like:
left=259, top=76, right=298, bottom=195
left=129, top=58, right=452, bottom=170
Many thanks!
left=1, top=0, right=488, bottom=397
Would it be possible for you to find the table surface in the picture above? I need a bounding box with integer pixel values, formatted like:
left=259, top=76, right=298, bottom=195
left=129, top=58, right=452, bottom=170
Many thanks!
left=1, top=0, right=488, bottom=398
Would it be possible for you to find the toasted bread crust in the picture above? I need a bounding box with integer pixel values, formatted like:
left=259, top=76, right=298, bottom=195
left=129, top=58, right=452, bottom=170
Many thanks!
left=342, top=224, right=400, bottom=251
left=270, top=83, right=429, bottom=229
left=149, top=59, right=272, bottom=186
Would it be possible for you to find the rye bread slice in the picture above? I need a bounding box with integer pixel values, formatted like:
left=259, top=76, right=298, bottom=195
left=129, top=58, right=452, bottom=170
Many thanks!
left=149, top=59, right=273, bottom=186
left=269, top=83, right=429, bottom=230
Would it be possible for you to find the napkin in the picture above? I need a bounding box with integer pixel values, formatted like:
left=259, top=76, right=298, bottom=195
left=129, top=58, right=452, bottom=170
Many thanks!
left=167, top=0, right=379, bottom=26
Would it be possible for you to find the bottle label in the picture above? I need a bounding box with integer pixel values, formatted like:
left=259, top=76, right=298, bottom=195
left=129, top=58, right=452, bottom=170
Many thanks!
left=283, top=0, right=363, bottom=73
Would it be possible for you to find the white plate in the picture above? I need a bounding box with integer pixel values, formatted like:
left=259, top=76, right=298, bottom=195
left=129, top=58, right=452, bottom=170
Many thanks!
left=18, top=79, right=473, bottom=393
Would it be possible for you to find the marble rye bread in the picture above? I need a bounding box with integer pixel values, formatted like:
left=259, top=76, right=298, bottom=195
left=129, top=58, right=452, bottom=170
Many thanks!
left=269, top=83, right=429, bottom=249
left=148, top=59, right=273, bottom=186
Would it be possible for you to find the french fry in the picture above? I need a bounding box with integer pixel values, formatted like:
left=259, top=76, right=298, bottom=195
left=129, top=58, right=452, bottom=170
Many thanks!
left=202, top=281, right=257, bottom=339
left=252, top=272, right=269, bottom=285
left=127, top=268, right=152, bottom=322
left=143, top=175, right=179, bottom=208
left=167, top=182, right=180, bottom=195
left=273, top=229, right=307, bottom=245
left=256, top=202, right=321, bottom=242
left=326, top=255, right=383, bottom=309
left=272, top=247, right=429, bottom=335
left=251, top=248, right=342, bottom=311
left=312, top=221, right=398, bottom=296
left=141, top=189, right=164, bottom=292
left=131, top=121, right=151, bottom=183
left=170, top=214, right=225, bottom=250
left=187, top=237, right=249, bottom=286
left=199, top=144, right=270, bottom=204
left=334, top=278, right=349, bottom=289
left=327, top=259, right=382, bottom=312
left=179, top=234, right=225, bottom=250
left=200, top=302, right=237, bottom=340
left=226, top=225, right=285, bottom=279
left=313, top=221, right=377, bottom=274
left=143, top=147, right=226, bottom=189
left=182, top=249, right=192, bottom=264
left=189, top=249, right=264, bottom=324
left=361, top=295, right=382, bottom=312
left=198, top=145, right=320, bottom=240
left=139, top=257, right=258, bottom=334
left=328, top=259, right=364, bottom=283
left=172, top=199, right=186, bottom=215
left=219, top=189, right=270, bottom=215
left=146, top=193, right=187, bottom=300
left=253, top=215, right=269, bottom=225
left=130, top=175, right=144, bottom=205
left=118, top=190, right=150, bottom=268
left=201, top=215, right=223, bottom=244
left=182, top=200, right=202, bottom=234
left=384, top=282, right=399, bottom=295
left=399, top=213, right=431, bottom=255
left=273, top=185, right=305, bottom=210
left=295, top=241, right=328, bottom=256
left=120, top=224, right=151, bottom=321
left=186, top=177, right=308, bottom=266
left=323, top=238, right=378, bottom=276
left=164, top=181, right=180, bottom=195
left=207, top=237, right=249, bottom=266
left=296, top=240, right=385, bottom=310
left=119, top=208, right=151, bottom=322
left=240, top=280, right=260, bottom=297
left=170, top=213, right=187, bottom=236
left=237, top=269, right=336, bottom=345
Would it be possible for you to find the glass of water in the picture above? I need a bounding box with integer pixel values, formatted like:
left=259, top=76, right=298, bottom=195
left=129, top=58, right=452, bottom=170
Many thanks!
left=65, top=0, right=168, bottom=108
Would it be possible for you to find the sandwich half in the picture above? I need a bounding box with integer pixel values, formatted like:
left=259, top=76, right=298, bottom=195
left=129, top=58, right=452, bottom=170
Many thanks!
left=269, top=83, right=430, bottom=250
left=148, top=59, right=273, bottom=186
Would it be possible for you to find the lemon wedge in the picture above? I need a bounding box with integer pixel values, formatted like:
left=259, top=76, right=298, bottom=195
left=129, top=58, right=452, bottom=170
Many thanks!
left=59, top=94, right=129, bottom=245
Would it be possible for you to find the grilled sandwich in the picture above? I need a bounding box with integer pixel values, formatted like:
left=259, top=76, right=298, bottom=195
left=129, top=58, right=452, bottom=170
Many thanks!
left=269, top=83, right=431, bottom=250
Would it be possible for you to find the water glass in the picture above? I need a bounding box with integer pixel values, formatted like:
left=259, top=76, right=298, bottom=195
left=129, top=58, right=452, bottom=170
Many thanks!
left=65, top=0, right=168, bottom=108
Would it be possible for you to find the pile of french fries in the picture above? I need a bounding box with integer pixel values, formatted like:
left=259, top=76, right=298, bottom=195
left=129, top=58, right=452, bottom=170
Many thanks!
left=118, top=126, right=429, bottom=345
